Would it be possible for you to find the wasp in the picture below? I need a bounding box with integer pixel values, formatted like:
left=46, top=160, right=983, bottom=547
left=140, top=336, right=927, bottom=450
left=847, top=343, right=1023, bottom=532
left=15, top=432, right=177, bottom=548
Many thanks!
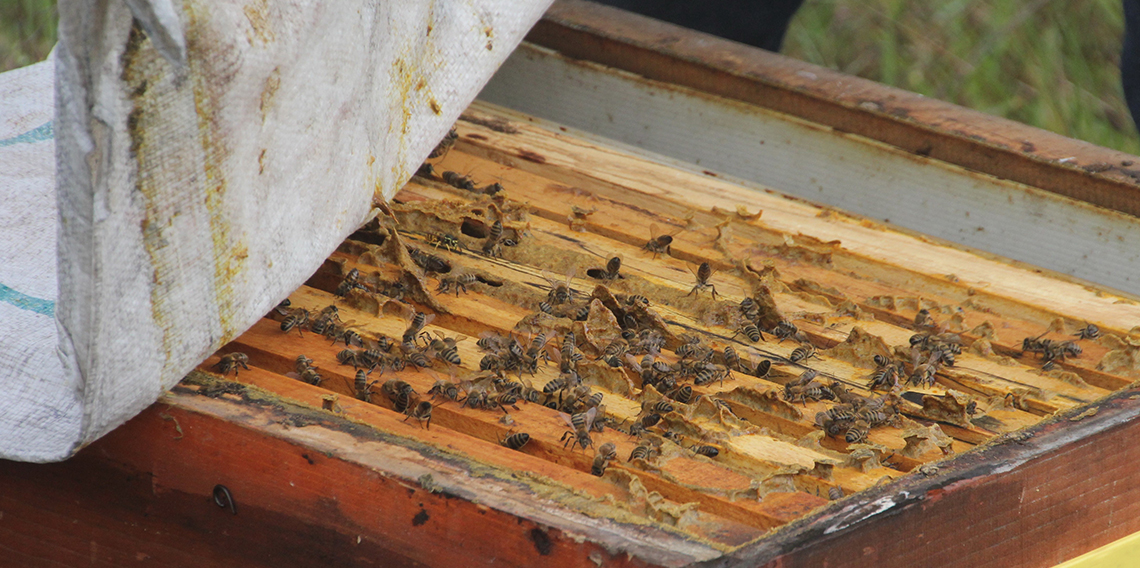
left=499, top=431, right=531, bottom=450
left=685, top=262, right=718, bottom=300
left=560, top=407, right=597, bottom=451
left=643, top=223, right=676, bottom=258
left=427, top=232, right=463, bottom=253
left=214, top=352, right=250, bottom=376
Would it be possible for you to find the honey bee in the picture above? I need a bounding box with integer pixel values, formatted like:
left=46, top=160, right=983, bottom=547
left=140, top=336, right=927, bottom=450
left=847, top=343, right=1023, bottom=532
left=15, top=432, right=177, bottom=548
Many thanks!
left=868, top=364, right=901, bottom=391
left=403, top=401, right=434, bottom=429
left=734, top=323, right=763, bottom=343
left=625, top=294, right=649, bottom=306
left=214, top=352, right=250, bottom=376
left=436, top=273, right=478, bottom=296
left=723, top=346, right=741, bottom=371
left=543, top=268, right=576, bottom=305
left=690, top=445, right=719, bottom=458
left=750, top=357, right=772, bottom=378
left=310, top=306, right=344, bottom=338
left=1073, top=324, right=1101, bottom=340
left=560, top=407, right=597, bottom=451
left=476, top=331, right=506, bottom=352
left=337, top=348, right=363, bottom=368
left=783, top=381, right=832, bottom=405
left=499, top=431, right=531, bottom=450
left=406, top=246, right=451, bottom=274
left=567, top=205, right=597, bottom=232
left=415, top=162, right=435, bottom=178
left=482, top=220, right=504, bottom=257
left=914, top=308, right=936, bottom=329
left=591, top=442, right=618, bottom=476
left=828, top=487, right=844, bottom=500
left=294, top=355, right=321, bottom=385
left=405, top=351, right=433, bottom=369
left=772, top=321, right=800, bottom=343
left=685, top=262, right=718, bottom=300
left=428, top=232, right=463, bottom=253
left=573, top=305, right=590, bottom=321
left=402, top=311, right=436, bottom=345
left=442, top=170, right=476, bottom=191
left=280, top=308, right=310, bottom=335
left=629, top=440, right=653, bottom=462
left=588, top=256, right=623, bottom=281
left=844, top=420, right=870, bottom=444
left=480, top=181, right=504, bottom=195
left=585, top=391, right=605, bottom=409
left=428, top=378, right=462, bottom=402
left=354, top=370, right=379, bottom=402
left=382, top=380, right=418, bottom=413
left=789, top=344, right=817, bottom=363
left=335, top=268, right=364, bottom=297
left=642, top=400, right=675, bottom=414
left=643, top=223, right=675, bottom=258
left=427, top=332, right=465, bottom=366
left=739, top=297, right=760, bottom=322
left=666, top=385, right=694, bottom=405
left=428, top=127, right=458, bottom=159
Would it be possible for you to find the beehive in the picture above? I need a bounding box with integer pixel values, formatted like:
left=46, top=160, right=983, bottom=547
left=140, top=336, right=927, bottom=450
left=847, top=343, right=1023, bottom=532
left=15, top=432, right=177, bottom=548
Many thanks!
left=173, top=101, right=1140, bottom=566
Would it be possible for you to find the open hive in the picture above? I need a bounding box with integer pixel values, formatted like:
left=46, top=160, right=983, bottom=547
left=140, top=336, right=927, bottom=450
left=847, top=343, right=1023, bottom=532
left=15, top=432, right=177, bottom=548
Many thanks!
left=188, top=101, right=1140, bottom=566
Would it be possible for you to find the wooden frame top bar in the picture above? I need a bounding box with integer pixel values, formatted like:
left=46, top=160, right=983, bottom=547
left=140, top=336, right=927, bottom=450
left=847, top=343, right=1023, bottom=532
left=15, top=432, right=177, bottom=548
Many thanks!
left=531, top=0, right=1140, bottom=218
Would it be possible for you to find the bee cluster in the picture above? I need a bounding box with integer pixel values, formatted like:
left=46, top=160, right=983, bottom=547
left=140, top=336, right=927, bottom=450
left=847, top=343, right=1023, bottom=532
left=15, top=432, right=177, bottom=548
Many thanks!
left=813, top=384, right=901, bottom=444
left=1020, top=323, right=1095, bottom=370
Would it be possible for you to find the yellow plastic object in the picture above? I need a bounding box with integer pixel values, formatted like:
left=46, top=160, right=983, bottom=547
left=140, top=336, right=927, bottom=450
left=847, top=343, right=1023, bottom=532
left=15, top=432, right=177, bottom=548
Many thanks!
left=1055, top=531, right=1140, bottom=568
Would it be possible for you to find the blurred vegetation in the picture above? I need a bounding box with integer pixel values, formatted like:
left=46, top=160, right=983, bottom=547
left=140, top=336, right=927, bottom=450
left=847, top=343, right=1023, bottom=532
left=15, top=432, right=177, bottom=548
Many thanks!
left=785, top=0, right=1140, bottom=154
left=1, top=0, right=1136, bottom=154
left=0, top=0, right=56, bottom=72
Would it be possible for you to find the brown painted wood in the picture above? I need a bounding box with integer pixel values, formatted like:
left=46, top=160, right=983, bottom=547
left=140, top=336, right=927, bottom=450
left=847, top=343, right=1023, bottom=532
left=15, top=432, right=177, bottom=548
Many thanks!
left=0, top=390, right=715, bottom=568
left=532, top=0, right=1140, bottom=218
left=708, top=387, right=1140, bottom=568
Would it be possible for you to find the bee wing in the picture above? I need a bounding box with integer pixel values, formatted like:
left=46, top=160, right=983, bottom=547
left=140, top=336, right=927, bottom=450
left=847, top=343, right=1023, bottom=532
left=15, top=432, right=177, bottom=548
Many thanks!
left=559, top=412, right=575, bottom=429
left=584, top=407, right=598, bottom=430
left=649, top=223, right=661, bottom=240
left=564, top=266, right=577, bottom=284
left=623, top=353, right=643, bottom=373
left=540, top=269, right=559, bottom=287
left=452, top=335, right=468, bottom=344
left=422, top=313, right=437, bottom=328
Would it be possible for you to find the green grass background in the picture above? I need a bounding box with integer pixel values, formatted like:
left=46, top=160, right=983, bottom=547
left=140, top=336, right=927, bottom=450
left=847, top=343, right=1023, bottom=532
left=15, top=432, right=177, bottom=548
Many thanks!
left=3, top=0, right=1137, bottom=154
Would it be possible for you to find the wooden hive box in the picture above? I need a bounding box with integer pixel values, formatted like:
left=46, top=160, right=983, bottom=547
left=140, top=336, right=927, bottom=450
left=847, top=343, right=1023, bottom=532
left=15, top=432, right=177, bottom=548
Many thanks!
left=7, top=4, right=1140, bottom=567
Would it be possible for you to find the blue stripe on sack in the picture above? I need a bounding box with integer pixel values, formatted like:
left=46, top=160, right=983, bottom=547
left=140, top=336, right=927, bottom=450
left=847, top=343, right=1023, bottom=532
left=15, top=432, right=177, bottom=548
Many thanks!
left=0, top=121, right=53, bottom=147
left=0, top=283, right=55, bottom=316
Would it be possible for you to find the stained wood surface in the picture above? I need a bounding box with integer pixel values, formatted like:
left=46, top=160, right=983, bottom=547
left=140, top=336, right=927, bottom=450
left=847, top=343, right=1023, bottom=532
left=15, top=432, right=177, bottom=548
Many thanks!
left=189, top=102, right=1140, bottom=565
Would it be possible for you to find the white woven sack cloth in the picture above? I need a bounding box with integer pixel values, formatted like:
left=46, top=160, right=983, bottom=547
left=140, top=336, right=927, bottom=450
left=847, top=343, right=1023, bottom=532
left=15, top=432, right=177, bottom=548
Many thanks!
left=0, top=0, right=552, bottom=462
